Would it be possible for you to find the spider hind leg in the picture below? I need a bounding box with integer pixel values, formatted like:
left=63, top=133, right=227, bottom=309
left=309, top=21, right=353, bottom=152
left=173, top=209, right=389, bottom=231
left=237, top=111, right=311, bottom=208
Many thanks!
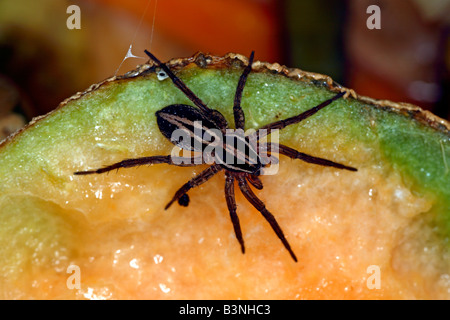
left=74, top=155, right=204, bottom=175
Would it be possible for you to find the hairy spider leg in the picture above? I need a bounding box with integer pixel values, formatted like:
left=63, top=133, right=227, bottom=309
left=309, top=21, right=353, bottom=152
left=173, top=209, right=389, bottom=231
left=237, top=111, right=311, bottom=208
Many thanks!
left=164, top=164, right=222, bottom=210
left=256, top=91, right=345, bottom=140
left=74, top=155, right=204, bottom=175
left=144, top=50, right=212, bottom=115
left=145, top=50, right=229, bottom=131
left=263, top=143, right=357, bottom=171
left=225, top=172, right=245, bottom=254
left=236, top=175, right=298, bottom=262
left=233, top=51, right=254, bottom=130
left=246, top=173, right=263, bottom=190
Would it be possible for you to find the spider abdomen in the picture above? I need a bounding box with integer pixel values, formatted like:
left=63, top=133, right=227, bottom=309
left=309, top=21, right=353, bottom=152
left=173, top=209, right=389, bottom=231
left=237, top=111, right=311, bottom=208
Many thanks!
left=156, top=104, right=223, bottom=152
left=156, top=104, right=262, bottom=174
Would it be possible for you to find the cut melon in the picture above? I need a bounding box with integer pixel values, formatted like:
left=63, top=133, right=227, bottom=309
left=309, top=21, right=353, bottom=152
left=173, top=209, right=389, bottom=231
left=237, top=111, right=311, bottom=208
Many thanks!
left=0, top=53, right=449, bottom=299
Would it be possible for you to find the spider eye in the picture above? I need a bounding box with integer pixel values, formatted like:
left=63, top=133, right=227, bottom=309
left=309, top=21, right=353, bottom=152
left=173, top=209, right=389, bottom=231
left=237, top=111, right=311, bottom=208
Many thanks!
left=178, top=194, right=190, bottom=207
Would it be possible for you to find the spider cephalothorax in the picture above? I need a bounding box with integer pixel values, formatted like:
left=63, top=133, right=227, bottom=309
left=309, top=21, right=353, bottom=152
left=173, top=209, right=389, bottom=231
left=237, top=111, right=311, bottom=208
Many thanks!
left=75, top=50, right=357, bottom=262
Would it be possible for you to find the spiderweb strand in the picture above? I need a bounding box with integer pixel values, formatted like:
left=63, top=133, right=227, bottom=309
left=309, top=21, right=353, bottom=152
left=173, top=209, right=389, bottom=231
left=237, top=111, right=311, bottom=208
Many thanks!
left=149, top=0, right=158, bottom=51
left=114, top=0, right=154, bottom=76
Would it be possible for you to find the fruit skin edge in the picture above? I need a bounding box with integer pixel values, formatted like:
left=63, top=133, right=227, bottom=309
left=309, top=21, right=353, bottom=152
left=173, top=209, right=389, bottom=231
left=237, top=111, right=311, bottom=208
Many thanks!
left=0, top=52, right=449, bottom=299
left=6, top=51, right=447, bottom=235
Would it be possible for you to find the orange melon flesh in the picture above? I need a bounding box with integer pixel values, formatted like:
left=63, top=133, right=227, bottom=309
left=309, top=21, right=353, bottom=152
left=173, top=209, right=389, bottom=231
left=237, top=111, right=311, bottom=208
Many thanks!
left=0, top=53, right=449, bottom=299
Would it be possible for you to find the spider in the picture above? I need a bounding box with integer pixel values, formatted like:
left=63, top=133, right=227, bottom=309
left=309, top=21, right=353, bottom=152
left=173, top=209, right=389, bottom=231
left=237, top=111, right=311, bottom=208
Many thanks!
left=75, top=50, right=357, bottom=262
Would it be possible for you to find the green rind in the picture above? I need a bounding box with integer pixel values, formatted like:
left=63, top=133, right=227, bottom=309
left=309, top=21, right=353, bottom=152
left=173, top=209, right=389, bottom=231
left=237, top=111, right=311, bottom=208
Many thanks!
left=0, top=62, right=449, bottom=235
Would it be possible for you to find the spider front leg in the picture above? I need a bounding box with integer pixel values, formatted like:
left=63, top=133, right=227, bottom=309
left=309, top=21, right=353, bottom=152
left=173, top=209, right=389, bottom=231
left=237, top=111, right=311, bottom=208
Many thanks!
left=165, top=164, right=222, bottom=210
left=263, top=143, right=357, bottom=171
left=237, top=175, right=298, bottom=262
left=74, top=155, right=204, bottom=175
left=225, top=172, right=245, bottom=254
left=256, top=91, right=345, bottom=140
left=246, top=173, right=263, bottom=190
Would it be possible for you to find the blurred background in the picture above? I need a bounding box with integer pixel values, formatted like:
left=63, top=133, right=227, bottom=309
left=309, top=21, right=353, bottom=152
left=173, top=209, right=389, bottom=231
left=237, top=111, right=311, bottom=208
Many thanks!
left=0, top=0, right=449, bottom=140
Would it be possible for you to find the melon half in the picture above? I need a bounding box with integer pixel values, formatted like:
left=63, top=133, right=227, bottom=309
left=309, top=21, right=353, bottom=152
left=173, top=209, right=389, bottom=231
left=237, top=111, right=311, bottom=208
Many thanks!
left=0, top=53, right=449, bottom=299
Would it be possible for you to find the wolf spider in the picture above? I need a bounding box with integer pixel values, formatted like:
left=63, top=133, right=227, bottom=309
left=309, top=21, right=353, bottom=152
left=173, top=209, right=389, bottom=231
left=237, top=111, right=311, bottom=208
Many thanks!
left=75, top=50, right=357, bottom=262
